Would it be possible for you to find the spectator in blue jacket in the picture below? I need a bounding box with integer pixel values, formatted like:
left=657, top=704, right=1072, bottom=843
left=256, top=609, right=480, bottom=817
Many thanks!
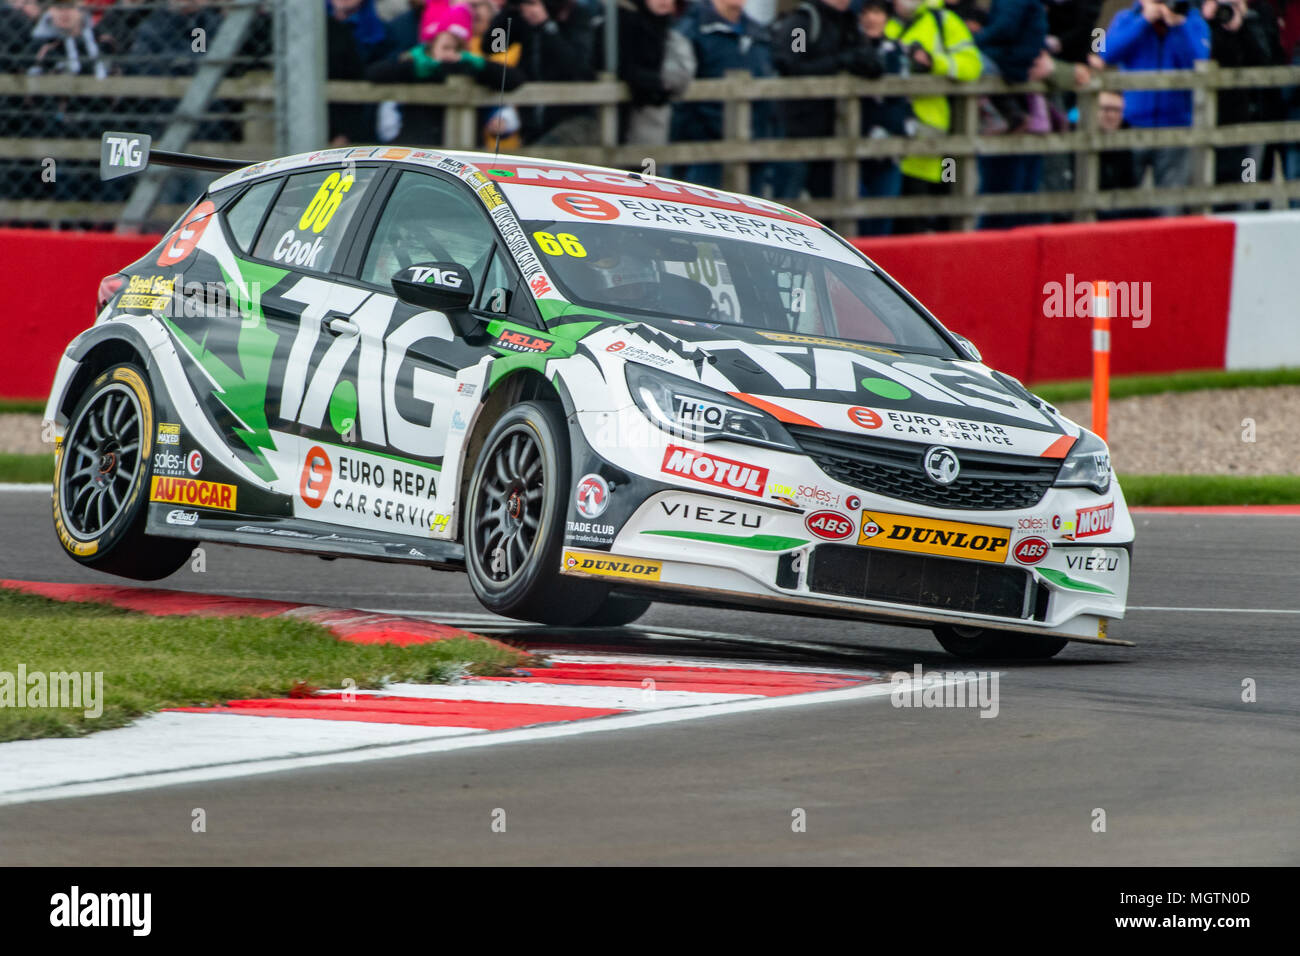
left=1101, top=0, right=1211, bottom=212
left=858, top=0, right=910, bottom=235
left=670, top=0, right=779, bottom=189
left=975, top=0, right=1048, bottom=229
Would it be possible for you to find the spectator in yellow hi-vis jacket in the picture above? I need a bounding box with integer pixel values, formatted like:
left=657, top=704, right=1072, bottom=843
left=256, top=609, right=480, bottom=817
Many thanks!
left=886, top=0, right=982, bottom=232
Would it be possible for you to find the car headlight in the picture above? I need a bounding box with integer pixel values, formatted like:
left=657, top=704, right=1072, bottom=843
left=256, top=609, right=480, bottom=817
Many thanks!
left=1054, top=429, right=1112, bottom=494
left=625, top=362, right=798, bottom=452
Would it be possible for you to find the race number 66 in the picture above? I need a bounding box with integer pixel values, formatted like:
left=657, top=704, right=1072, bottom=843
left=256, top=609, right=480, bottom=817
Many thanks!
left=299, top=172, right=354, bottom=234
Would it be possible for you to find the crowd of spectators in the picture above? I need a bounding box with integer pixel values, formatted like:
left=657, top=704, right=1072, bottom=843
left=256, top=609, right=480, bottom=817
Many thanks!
left=3, top=0, right=1299, bottom=231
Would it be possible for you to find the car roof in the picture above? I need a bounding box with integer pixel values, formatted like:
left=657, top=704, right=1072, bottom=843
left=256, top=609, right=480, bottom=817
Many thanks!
left=208, top=146, right=820, bottom=228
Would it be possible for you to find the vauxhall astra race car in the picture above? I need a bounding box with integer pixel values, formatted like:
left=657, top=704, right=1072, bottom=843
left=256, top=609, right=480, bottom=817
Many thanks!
left=44, top=132, right=1133, bottom=658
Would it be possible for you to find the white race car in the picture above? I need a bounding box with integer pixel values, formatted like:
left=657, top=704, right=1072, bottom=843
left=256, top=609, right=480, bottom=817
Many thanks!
left=45, top=134, right=1132, bottom=658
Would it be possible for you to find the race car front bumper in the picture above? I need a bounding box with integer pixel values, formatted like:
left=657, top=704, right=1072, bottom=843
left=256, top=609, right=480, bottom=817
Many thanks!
left=560, top=406, right=1133, bottom=645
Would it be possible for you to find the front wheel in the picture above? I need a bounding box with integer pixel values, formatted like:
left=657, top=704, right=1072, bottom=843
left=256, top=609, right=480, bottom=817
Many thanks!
left=932, top=625, right=1068, bottom=660
left=52, top=363, right=193, bottom=580
left=464, top=400, right=608, bottom=624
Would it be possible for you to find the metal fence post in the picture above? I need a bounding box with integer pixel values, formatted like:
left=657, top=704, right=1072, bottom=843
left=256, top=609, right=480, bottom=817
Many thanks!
left=275, top=0, right=327, bottom=155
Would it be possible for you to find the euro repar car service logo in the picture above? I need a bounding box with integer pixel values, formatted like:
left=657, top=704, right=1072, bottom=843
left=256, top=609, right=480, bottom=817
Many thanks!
left=857, top=511, right=1010, bottom=563
left=562, top=550, right=662, bottom=581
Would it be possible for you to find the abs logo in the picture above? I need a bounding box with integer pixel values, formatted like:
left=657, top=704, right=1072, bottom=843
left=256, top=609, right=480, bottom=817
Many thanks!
left=186, top=450, right=203, bottom=476
left=1012, top=536, right=1050, bottom=565
left=552, top=192, right=620, bottom=220
left=299, top=445, right=333, bottom=509
left=805, top=511, right=854, bottom=540
left=574, top=473, right=609, bottom=519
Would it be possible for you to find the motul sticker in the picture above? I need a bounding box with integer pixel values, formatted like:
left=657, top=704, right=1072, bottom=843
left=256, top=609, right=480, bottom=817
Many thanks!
left=1074, top=502, right=1114, bottom=539
left=661, top=445, right=768, bottom=498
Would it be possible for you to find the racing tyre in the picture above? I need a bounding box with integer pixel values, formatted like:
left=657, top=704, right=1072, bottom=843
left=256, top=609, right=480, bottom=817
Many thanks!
left=577, top=594, right=653, bottom=627
left=465, top=400, right=609, bottom=624
left=932, top=625, right=1068, bottom=660
left=52, top=363, right=193, bottom=580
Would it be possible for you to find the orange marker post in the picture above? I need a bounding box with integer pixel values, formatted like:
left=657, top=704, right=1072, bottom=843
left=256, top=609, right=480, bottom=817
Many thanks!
left=1091, top=280, right=1110, bottom=441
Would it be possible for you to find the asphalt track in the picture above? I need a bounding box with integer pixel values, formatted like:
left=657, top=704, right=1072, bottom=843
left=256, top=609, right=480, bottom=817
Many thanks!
left=0, top=488, right=1296, bottom=865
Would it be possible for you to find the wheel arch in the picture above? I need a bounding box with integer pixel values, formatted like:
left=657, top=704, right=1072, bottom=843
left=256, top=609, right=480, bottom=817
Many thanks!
left=56, top=329, right=153, bottom=422
left=455, top=369, right=568, bottom=543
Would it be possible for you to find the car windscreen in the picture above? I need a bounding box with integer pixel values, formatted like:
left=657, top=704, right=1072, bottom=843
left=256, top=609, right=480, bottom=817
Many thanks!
left=521, top=220, right=956, bottom=356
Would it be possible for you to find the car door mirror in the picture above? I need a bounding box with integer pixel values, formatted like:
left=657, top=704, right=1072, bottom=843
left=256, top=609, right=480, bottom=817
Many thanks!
left=951, top=332, right=982, bottom=362
left=391, top=262, right=475, bottom=312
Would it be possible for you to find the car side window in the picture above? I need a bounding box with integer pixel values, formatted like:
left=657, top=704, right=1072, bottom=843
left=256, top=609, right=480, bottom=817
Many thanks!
left=252, top=166, right=378, bottom=272
left=362, top=171, right=497, bottom=288
left=224, top=179, right=280, bottom=253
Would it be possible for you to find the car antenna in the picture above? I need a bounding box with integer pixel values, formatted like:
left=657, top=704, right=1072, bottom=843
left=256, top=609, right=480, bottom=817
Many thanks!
left=493, top=17, right=513, bottom=159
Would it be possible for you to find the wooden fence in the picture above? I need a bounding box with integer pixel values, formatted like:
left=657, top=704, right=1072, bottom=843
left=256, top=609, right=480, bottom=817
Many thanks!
left=1, top=62, right=1297, bottom=232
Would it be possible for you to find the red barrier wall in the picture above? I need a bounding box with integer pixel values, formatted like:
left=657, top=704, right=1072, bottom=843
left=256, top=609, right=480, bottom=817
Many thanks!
left=1, top=228, right=159, bottom=402
left=0, top=218, right=1236, bottom=400
left=856, top=216, right=1235, bottom=384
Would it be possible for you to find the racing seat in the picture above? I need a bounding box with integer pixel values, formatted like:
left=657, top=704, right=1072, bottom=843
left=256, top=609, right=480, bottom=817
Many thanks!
left=657, top=274, right=714, bottom=320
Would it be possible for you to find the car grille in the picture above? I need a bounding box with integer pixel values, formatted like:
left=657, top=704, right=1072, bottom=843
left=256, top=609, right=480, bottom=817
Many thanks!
left=807, top=545, right=1036, bottom=619
left=788, top=426, right=1061, bottom=511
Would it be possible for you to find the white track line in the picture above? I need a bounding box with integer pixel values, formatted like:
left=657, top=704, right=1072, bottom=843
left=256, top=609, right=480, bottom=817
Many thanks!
left=0, top=483, right=49, bottom=493
left=352, top=682, right=759, bottom=710
left=0, top=712, right=479, bottom=798
left=0, top=678, right=945, bottom=807
left=1128, top=605, right=1300, bottom=614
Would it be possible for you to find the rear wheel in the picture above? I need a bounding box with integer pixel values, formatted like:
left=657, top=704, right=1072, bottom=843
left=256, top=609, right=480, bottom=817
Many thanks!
left=53, top=363, right=193, bottom=580
left=464, top=400, right=608, bottom=624
left=932, top=624, right=1068, bottom=660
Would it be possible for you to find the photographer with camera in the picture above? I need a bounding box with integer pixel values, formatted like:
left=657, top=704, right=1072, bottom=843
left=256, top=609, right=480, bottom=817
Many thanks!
left=491, top=0, right=598, bottom=145
left=1099, top=0, right=1211, bottom=213
left=1203, top=1, right=1287, bottom=208
left=770, top=0, right=883, bottom=200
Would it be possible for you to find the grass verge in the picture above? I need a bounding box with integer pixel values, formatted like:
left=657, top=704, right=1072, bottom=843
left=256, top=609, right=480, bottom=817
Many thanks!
left=1031, top=367, right=1300, bottom=405
left=0, top=398, right=44, bottom=414
left=0, top=588, right=528, bottom=742
left=0, top=453, right=54, bottom=483
left=1119, top=474, right=1300, bottom=507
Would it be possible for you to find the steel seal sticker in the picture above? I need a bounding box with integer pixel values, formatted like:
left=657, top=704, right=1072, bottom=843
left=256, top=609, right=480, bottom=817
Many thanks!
left=857, top=511, right=1010, bottom=563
